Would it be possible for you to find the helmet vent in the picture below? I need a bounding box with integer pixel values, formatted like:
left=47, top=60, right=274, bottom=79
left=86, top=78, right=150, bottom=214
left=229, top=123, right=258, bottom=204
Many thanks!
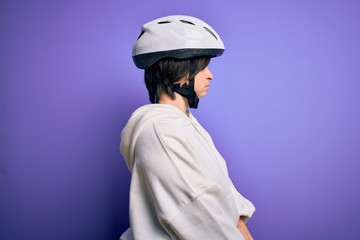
left=137, top=31, right=145, bottom=40
left=158, top=21, right=171, bottom=24
left=180, top=19, right=195, bottom=25
left=203, top=26, right=218, bottom=40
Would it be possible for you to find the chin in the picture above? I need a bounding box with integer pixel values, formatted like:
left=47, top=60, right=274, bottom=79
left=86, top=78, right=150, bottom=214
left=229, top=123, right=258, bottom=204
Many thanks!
left=198, top=93, right=207, bottom=98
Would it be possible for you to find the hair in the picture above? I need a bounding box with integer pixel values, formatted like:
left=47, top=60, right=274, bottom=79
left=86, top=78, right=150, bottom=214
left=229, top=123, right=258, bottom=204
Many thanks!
left=144, top=57, right=211, bottom=103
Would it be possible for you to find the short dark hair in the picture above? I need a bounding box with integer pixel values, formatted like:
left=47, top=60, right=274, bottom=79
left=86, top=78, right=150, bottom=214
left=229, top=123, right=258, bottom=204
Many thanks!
left=144, top=57, right=211, bottom=103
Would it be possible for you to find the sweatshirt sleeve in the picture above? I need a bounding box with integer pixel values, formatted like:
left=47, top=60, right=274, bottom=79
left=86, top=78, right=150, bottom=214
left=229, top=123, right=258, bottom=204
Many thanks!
left=134, top=120, right=246, bottom=239
left=190, top=115, right=256, bottom=222
left=228, top=178, right=256, bottom=222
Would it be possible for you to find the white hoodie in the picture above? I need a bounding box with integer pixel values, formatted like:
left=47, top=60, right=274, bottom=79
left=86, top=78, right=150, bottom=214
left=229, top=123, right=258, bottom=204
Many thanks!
left=120, top=104, right=255, bottom=240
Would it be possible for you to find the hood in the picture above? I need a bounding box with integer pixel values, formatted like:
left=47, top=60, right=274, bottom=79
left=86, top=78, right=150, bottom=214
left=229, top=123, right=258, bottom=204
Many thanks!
left=120, top=104, right=190, bottom=172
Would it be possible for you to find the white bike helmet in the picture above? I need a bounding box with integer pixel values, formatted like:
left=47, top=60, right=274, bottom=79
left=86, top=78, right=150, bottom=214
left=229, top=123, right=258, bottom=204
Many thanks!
left=132, top=15, right=225, bottom=69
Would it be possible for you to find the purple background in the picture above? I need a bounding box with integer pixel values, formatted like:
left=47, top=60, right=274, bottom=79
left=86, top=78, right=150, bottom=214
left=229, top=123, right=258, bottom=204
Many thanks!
left=1, top=1, right=359, bottom=239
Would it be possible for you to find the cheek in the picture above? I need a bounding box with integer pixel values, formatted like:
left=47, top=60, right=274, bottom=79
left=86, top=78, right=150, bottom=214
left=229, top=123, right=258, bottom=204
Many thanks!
left=194, top=81, right=208, bottom=98
left=194, top=76, right=204, bottom=87
left=194, top=80, right=202, bottom=92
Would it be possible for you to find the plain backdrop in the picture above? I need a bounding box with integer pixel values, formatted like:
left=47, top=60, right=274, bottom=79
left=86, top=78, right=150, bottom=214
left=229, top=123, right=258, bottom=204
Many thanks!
left=1, top=0, right=360, bottom=239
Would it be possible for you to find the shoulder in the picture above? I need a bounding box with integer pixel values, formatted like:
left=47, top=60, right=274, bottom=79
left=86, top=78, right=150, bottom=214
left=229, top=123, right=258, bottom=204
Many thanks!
left=138, top=116, right=190, bottom=146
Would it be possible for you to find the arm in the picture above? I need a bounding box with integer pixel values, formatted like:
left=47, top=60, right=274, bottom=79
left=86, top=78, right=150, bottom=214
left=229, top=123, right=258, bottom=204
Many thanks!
left=228, top=178, right=256, bottom=223
left=237, top=216, right=254, bottom=240
left=135, top=121, right=246, bottom=239
left=191, top=116, right=256, bottom=222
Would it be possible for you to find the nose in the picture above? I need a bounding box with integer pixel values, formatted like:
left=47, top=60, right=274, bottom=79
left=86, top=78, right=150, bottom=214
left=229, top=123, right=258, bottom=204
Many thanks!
left=205, top=67, right=213, bottom=80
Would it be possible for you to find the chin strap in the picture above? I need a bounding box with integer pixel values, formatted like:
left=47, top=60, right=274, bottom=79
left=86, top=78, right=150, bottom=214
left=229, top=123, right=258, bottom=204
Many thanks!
left=173, top=60, right=199, bottom=109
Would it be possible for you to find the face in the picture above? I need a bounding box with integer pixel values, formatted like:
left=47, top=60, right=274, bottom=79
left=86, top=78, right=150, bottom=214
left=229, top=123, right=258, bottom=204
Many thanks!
left=194, top=66, right=213, bottom=98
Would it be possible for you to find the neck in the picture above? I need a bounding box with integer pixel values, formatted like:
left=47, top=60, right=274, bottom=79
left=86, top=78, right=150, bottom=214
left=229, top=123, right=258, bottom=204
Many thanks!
left=158, top=92, right=189, bottom=115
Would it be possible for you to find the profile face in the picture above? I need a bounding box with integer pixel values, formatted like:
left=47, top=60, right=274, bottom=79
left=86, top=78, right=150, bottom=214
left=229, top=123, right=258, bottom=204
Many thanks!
left=194, top=66, right=213, bottom=98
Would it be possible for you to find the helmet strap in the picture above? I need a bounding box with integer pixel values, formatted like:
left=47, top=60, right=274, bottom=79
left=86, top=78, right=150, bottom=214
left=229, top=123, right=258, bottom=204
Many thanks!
left=173, top=60, right=199, bottom=109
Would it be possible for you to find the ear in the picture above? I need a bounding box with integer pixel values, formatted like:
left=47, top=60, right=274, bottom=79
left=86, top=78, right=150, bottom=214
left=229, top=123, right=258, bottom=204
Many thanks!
left=175, top=76, right=189, bottom=86
left=184, top=74, right=190, bottom=85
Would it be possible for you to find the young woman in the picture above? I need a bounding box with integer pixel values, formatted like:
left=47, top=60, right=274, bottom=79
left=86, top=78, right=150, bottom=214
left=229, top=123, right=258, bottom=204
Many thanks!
left=120, top=15, right=255, bottom=240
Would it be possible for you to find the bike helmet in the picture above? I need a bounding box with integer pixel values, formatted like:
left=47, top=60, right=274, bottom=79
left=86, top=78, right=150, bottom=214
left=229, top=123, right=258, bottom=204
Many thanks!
left=132, top=15, right=225, bottom=69
left=132, top=15, right=225, bottom=109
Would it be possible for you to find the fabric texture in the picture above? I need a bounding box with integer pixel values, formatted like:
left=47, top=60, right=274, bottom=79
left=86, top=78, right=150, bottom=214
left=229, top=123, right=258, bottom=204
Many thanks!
left=120, top=104, right=255, bottom=240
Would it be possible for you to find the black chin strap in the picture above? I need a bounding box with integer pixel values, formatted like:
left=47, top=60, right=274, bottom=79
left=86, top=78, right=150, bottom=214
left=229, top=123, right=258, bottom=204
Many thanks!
left=173, top=60, right=199, bottom=109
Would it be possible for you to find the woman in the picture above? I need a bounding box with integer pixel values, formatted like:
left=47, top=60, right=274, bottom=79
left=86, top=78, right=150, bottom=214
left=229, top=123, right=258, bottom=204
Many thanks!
left=120, top=15, right=255, bottom=240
